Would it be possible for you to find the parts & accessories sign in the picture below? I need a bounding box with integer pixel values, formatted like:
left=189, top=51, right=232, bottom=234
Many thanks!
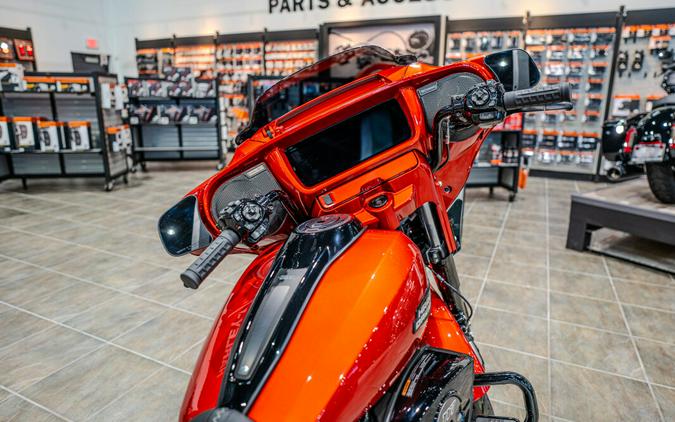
left=269, top=0, right=443, bottom=14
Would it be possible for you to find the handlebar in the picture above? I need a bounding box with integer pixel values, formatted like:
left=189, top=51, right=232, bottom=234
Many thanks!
left=503, top=83, right=571, bottom=111
left=180, top=229, right=241, bottom=289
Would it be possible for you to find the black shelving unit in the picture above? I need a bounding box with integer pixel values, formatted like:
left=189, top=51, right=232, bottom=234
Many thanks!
left=126, top=76, right=224, bottom=169
left=444, top=16, right=525, bottom=64
left=466, top=129, right=523, bottom=201
left=0, top=72, right=129, bottom=191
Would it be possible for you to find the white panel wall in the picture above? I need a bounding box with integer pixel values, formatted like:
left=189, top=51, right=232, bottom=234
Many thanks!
left=106, top=0, right=675, bottom=77
left=2, top=0, right=674, bottom=74
left=0, top=0, right=110, bottom=71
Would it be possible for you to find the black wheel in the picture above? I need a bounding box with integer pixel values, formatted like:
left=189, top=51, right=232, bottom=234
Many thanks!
left=123, top=175, right=129, bottom=184
left=646, top=162, right=675, bottom=204
left=509, top=193, right=516, bottom=202
left=104, top=181, right=114, bottom=192
left=473, top=394, right=494, bottom=417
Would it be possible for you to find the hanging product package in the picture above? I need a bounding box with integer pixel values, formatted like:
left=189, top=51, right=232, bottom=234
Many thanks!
left=0, top=116, right=12, bottom=150
left=12, top=117, right=39, bottom=150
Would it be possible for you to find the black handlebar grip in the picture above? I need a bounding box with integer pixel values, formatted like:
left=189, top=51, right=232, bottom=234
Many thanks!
left=180, top=229, right=241, bottom=289
left=503, top=83, right=571, bottom=111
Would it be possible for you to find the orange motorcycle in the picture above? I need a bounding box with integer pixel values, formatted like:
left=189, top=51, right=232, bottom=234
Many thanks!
left=158, top=46, right=571, bottom=422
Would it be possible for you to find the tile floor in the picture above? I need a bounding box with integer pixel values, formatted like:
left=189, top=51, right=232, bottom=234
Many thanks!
left=0, top=165, right=673, bottom=421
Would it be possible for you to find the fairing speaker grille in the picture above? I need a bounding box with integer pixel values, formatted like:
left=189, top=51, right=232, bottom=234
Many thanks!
left=210, top=163, right=282, bottom=219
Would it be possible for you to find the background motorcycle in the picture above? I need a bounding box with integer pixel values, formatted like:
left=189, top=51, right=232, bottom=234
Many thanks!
left=158, top=46, right=571, bottom=422
left=602, top=57, right=675, bottom=203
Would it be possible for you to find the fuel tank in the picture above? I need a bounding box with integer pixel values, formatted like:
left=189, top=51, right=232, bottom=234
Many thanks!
left=182, top=214, right=429, bottom=421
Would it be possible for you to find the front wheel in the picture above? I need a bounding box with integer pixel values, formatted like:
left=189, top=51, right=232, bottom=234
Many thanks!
left=646, top=162, right=675, bottom=204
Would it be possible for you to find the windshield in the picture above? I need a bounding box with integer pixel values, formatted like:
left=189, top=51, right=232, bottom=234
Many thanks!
left=236, top=45, right=415, bottom=143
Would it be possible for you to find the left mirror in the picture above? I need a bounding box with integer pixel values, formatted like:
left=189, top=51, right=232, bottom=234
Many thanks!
left=158, top=196, right=212, bottom=256
left=484, top=48, right=540, bottom=92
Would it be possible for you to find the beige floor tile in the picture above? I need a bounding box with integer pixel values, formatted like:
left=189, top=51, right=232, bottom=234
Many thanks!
left=635, top=338, right=675, bottom=387
left=549, top=269, right=614, bottom=300
left=623, top=305, right=675, bottom=343
left=170, top=341, right=204, bottom=372
left=64, top=294, right=167, bottom=340
left=0, top=271, right=75, bottom=308
left=492, top=244, right=548, bottom=268
left=549, top=250, right=606, bottom=275
left=458, top=238, right=495, bottom=258
left=83, top=259, right=170, bottom=291
left=0, top=305, right=54, bottom=348
left=0, top=258, right=47, bottom=283
left=462, top=224, right=501, bottom=243
left=606, top=257, right=672, bottom=285
left=487, top=261, right=547, bottom=288
left=458, top=275, right=483, bottom=304
left=504, top=217, right=547, bottom=233
left=551, top=361, right=660, bottom=421
left=654, top=385, right=675, bottom=421
left=93, top=367, right=189, bottom=420
left=480, top=281, right=547, bottom=318
left=454, top=254, right=490, bottom=278
left=0, top=395, right=63, bottom=422
left=131, top=271, right=196, bottom=305
left=472, top=307, right=548, bottom=356
left=550, top=321, right=643, bottom=378
left=175, top=282, right=234, bottom=319
left=114, top=309, right=211, bottom=363
left=0, top=325, right=102, bottom=391
left=21, top=279, right=120, bottom=322
left=550, top=292, right=627, bottom=333
left=480, top=344, right=550, bottom=415
left=613, top=279, right=675, bottom=312
left=21, top=346, right=161, bottom=420
left=499, top=228, right=547, bottom=249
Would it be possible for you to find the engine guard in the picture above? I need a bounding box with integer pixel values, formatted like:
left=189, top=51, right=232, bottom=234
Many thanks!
left=473, top=372, right=539, bottom=422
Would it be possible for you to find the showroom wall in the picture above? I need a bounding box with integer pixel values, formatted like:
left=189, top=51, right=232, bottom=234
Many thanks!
left=2, top=0, right=675, bottom=74
left=107, top=0, right=675, bottom=77
left=0, top=0, right=112, bottom=71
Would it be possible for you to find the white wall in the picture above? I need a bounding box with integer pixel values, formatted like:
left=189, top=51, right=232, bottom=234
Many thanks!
left=106, top=0, right=675, bottom=77
left=2, top=0, right=675, bottom=74
left=0, top=0, right=110, bottom=71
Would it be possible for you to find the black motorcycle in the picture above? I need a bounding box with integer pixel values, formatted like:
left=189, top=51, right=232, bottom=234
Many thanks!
left=602, top=59, right=675, bottom=203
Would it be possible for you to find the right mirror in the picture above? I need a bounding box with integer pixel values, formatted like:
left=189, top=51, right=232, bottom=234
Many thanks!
left=484, top=49, right=540, bottom=92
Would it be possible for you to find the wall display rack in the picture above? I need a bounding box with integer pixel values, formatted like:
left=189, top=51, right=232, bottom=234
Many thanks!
left=523, top=11, right=621, bottom=178
left=320, top=16, right=443, bottom=66
left=215, top=29, right=319, bottom=149
left=174, top=35, right=217, bottom=80
left=0, top=26, right=36, bottom=71
left=445, top=16, right=524, bottom=65
left=125, top=77, right=224, bottom=169
left=135, top=38, right=174, bottom=78
left=609, top=8, right=675, bottom=119
left=0, top=72, right=130, bottom=191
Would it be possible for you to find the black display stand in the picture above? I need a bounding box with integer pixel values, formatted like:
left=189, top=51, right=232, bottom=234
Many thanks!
left=466, top=130, right=522, bottom=201
left=125, top=78, right=225, bottom=170
left=566, top=179, right=675, bottom=251
left=0, top=73, right=129, bottom=191
left=319, top=16, right=443, bottom=65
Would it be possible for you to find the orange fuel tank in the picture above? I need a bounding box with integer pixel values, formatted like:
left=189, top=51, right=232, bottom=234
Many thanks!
left=247, top=228, right=428, bottom=421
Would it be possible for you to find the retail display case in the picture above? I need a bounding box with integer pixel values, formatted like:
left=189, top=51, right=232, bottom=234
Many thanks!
left=135, top=38, right=174, bottom=78
left=608, top=8, right=675, bottom=118
left=263, top=29, right=319, bottom=77
left=0, top=26, right=36, bottom=71
left=174, top=35, right=216, bottom=80
left=445, top=16, right=524, bottom=64
left=0, top=72, right=130, bottom=190
left=320, top=16, right=443, bottom=65
left=125, top=76, right=224, bottom=169
left=523, top=11, right=621, bottom=177
left=216, top=32, right=264, bottom=148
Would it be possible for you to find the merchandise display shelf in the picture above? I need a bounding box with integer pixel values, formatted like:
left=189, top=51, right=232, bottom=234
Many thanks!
left=0, top=73, right=130, bottom=191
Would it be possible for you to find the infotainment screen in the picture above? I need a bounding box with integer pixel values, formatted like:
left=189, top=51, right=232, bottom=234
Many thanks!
left=286, top=99, right=411, bottom=186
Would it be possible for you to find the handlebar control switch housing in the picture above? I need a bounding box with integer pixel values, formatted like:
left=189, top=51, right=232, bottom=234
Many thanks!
left=218, top=190, right=286, bottom=245
left=465, top=80, right=506, bottom=126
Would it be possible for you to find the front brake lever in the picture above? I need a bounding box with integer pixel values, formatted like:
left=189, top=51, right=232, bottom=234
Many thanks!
left=517, top=102, right=574, bottom=113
